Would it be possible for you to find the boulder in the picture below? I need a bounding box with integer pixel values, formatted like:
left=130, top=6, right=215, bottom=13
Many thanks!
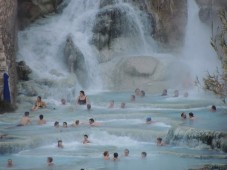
left=17, top=0, right=64, bottom=30
left=64, top=36, right=89, bottom=88
left=16, top=61, right=32, bottom=81
left=91, top=4, right=155, bottom=57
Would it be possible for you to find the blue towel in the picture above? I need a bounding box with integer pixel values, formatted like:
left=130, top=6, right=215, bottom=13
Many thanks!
left=3, top=73, right=11, bottom=103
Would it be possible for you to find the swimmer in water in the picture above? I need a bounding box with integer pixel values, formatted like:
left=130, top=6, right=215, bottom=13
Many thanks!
left=103, top=151, right=110, bottom=160
left=83, top=134, right=90, bottom=144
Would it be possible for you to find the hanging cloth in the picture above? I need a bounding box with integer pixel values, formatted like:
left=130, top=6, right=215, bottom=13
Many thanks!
left=3, top=73, right=11, bottom=103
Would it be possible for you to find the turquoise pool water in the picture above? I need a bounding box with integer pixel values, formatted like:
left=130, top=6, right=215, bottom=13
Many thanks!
left=0, top=91, right=226, bottom=170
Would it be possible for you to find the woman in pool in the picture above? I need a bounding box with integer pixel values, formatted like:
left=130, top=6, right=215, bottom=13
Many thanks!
left=76, top=90, right=89, bottom=105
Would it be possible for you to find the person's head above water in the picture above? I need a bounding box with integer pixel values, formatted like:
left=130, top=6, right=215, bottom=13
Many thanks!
left=181, top=112, right=186, bottom=119
left=87, top=104, right=91, bottom=110
left=140, top=90, right=145, bottom=97
left=124, top=149, right=129, bottom=156
left=135, top=88, right=141, bottom=96
left=61, top=98, right=66, bottom=105
left=121, top=102, right=126, bottom=108
left=161, top=89, right=168, bottom=96
left=54, top=121, right=59, bottom=127
left=146, top=117, right=152, bottom=124
left=39, top=114, right=44, bottom=120
left=24, top=111, right=29, bottom=117
left=141, top=152, right=147, bottom=158
left=131, top=95, right=136, bottom=102
left=80, top=90, right=85, bottom=96
left=37, top=96, right=42, bottom=101
left=210, top=105, right=216, bottom=112
left=89, top=118, right=95, bottom=124
left=63, top=122, right=67, bottom=127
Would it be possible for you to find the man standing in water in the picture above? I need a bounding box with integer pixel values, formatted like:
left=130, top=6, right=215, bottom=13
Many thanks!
left=37, top=114, right=46, bottom=125
left=18, top=112, right=31, bottom=126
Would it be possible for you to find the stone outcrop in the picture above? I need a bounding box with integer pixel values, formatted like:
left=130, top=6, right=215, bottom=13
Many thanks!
left=100, top=55, right=189, bottom=91
left=165, top=126, right=227, bottom=153
left=17, top=0, right=64, bottom=30
left=196, top=0, right=227, bottom=24
left=92, top=2, right=155, bottom=53
left=145, top=0, right=187, bottom=49
left=16, top=61, right=32, bottom=81
left=0, top=0, right=18, bottom=113
left=189, top=164, right=227, bottom=170
left=64, top=36, right=89, bottom=88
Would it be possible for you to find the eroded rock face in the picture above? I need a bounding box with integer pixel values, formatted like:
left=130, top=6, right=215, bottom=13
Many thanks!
left=17, top=0, right=64, bottom=30
left=92, top=1, right=155, bottom=61
left=64, top=36, right=89, bottom=88
left=145, top=0, right=187, bottom=49
left=165, top=126, right=227, bottom=153
left=196, top=0, right=227, bottom=24
left=16, top=61, right=32, bottom=81
left=0, top=0, right=17, bottom=113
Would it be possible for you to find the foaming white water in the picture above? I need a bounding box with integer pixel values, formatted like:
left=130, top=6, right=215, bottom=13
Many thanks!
left=89, top=131, right=139, bottom=146
left=182, top=0, right=221, bottom=80
left=18, top=0, right=102, bottom=96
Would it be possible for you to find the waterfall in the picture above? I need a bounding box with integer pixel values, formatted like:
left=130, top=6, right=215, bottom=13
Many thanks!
left=17, top=0, right=156, bottom=100
left=17, top=0, right=102, bottom=100
left=183, top=0, right=221, bottom=81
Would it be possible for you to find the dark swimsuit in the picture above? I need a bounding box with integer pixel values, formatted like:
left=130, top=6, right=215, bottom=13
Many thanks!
left=78, top=97, right=86, bottom=105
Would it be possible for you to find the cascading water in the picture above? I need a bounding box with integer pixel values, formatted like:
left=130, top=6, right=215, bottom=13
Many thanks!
left=183, top=0, right=221, bottom=81
left=17, top=0, right=156, bottom=100
left=1, top=1, right=227, bottom=169
left=17, top=0, right=103, bottom=100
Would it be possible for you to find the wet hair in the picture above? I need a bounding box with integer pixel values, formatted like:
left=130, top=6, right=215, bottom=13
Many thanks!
left=54, top=121, right=59, bottom=126
left=189, top=112, right=194, bottom=117
left=141, top=152, right=147, bottom=157
left=87, top=104, right=91, bottom=110
left=24, top=112, right=29, bottom=116
left=211, top=105, right=216, bottom=111
left=58, top=140, right=62, bottom=146
left=113, top=152, right=118, bottom=158
left=89, top=118, right=95, bottom=124
left=84, top=134, right=88, bottom=138
left=75, top=120, right=79, bottom=125
left=37, top=96, right=41, bottom=100
left=103, top=151, right=109, bottom=156
left=161, top=89, right=167, bottom=96
left=140, top=90, right=145, bottom=97
left=157, top=137, right=162, bottom=142
left=39, top=114, right=44, bottom=120
left=63, top=122, right=67, bottom=127
left=131, top=95, right=136, bottom=101
left=80, top=90, right=85, bottom=96
left=181, top=112, right=186, bottom=119
left=121, top=102, right=126, bottom=108
left=146, top=117, right=152, bottom=122
left=47, top=157, right=53, bottom=163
